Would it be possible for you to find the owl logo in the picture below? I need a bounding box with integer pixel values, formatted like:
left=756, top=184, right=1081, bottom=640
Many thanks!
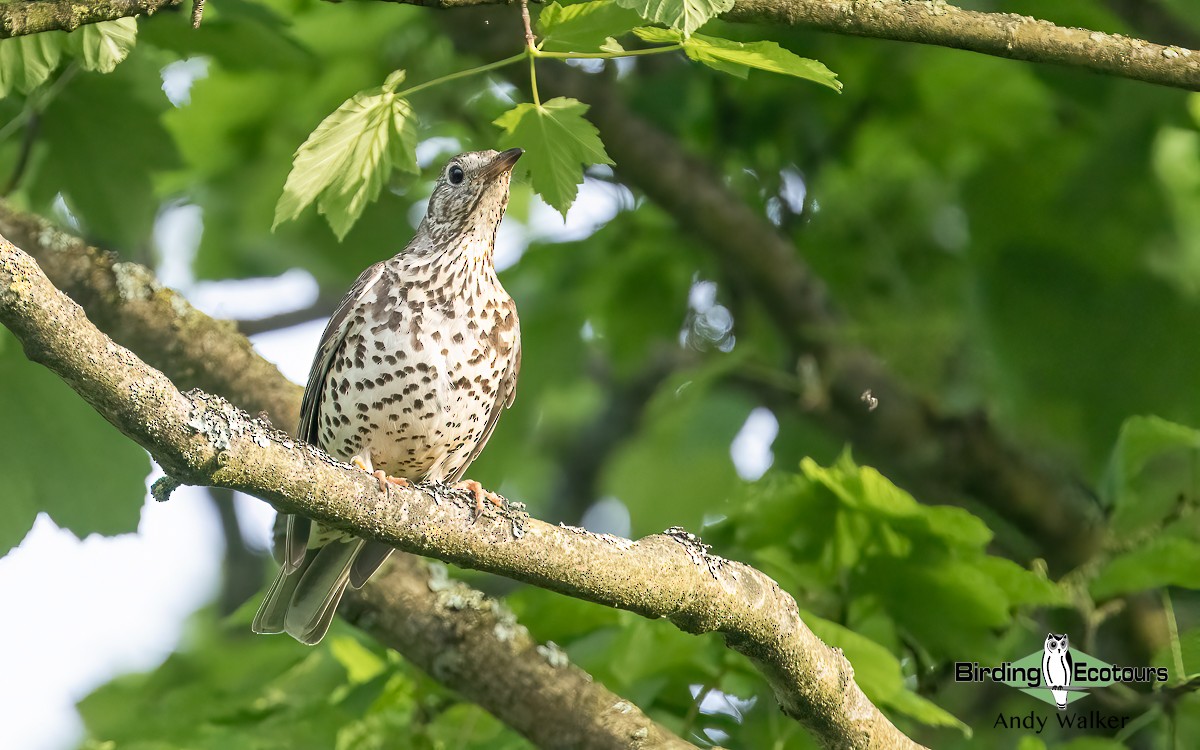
left=1042, top=633, right=1073, bottom=709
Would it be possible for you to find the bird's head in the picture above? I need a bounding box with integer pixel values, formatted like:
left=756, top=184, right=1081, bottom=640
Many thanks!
left=420, top=148, right=523, bottom=254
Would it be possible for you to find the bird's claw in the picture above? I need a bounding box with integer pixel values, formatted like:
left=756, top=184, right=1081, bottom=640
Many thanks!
left=351, top=453, right=408, bottom=493
left=455, top=479, right=504, bottom=521
left=373, top=470, right=409, bottom=493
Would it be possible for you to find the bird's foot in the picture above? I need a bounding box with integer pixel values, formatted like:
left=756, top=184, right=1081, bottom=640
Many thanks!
left=350, top=451, right=408, bottom=493
left=454, top=479, right=505, bottom=520
left=373, top=470, right=409, bottom=493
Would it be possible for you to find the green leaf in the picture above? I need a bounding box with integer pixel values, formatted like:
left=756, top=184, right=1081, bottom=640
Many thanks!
left=537, top=1, right=644, bottom=53
left=1102, top=415, right=1200, bottom=535
left=1091, top=537, right=1200, bottom=600
left=802, top=452, right=994, bottom=551
left=634, top=27, right=841, bottom=90
left=615, top=0, right=733, bottom=37
left=274, top=74, right=419, bottom=239
left=0, top=330, right=149, bottom=556
left=805, top=612, right=969, bottom=734
left=976, top=556, right=1068, bottom=607
left=493, top=97, right=612, bottom=217
left=0, top=34, right=64, bottom=98
left=30, top=56, right=181, bottom=250
left=70, top=18, right=139, bottom=74
left=329, top=636, right=386, bottom=685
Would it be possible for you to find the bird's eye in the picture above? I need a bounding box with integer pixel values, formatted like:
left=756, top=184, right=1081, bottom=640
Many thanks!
left=448, top=165, right=465, bottom=185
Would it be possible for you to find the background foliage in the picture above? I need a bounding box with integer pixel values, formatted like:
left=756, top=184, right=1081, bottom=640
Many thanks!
left=1, top=0, right=1200, bottom=747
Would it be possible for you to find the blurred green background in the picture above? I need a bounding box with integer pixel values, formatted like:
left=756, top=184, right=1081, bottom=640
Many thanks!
left=1, top=0, right=1199, bottom=747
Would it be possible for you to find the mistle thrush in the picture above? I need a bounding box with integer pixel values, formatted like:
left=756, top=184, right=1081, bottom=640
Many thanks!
left=253, top=148, right=524, bottom=645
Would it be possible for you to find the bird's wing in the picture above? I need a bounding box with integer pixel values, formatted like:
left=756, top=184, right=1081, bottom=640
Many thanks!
left=298, top=261, right=387, bottom=444
left=449, top=303, right=521, bottom=482
left=285, top=261, right=387, bottom=570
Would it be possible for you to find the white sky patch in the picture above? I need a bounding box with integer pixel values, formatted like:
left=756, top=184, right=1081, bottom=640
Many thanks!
left=161, top=58, right=210, bottom=107
left=580, top=496, right=632, bottom=538
left=0, top=477, right=223, bottom=750
left=780, top=167, right=807, bottom=214
left=154, top=204, right=202, bottom=289
left=416, top=137, right=464, bottom=169
left=186, top=269, right=320, bottom=322
left=730, top=407, right=779, bottom=481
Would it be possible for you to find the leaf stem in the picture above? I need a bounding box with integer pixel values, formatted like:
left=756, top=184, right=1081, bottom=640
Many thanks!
left=528, top=52, right=541, bottom=107
left=533, top=44, right=684, bottom=60
left=1163, top=589, right=1186, bottom=683
left=394, top=53, right=526, bottom=99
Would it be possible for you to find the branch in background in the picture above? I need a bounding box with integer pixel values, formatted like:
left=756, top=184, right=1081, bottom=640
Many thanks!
left=0, top=0, right=1195, bottom=91
left=723, top=0, right=1199, bottom=91
left=0, top=209, right=689, bottom=750
left=0, top=0, right=506, bottom=38
left=0, top=235, right=924, bottom=750
left=0, top=203, right=302, bottom=429
left=0, top=0, right=181, bottom=38
left=341, top=554, right=697, bottom=750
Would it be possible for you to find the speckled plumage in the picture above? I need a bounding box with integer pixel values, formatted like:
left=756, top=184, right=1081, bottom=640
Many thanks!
left=253, top=149, right=523, bottom=645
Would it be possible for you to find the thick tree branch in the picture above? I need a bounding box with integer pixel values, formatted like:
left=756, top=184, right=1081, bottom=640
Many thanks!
left=0, top=0, right=181, bottom=38
left=724, top=0, right=1199, bottom=91
left=0, top=210, right=687, bottom=750
left=0, top=235, right=924, bottom=750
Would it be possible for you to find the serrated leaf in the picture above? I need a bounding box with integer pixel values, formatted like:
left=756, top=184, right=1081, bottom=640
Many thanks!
left=274, top=78, right=419, bottom=240
left=537, top=1, right=644, bottom=53
left=0, top=34, right=64, bottom=98
left=0, top=330, right=149, bottom=556
left=1102, top=416, right=1200, bottom=535
left=493, top=97, right=612, bottom=217
left=616, top=0, right=733, bottom=37
left=1091, top=537, right=1200, bottom=600
left=634, top=27, right=840, bottom=90
left=70, top=18, right=138, bottom=74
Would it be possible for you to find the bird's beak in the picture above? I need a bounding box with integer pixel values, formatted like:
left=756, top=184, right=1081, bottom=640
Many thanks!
left=481, top=148, right=524, bottom=179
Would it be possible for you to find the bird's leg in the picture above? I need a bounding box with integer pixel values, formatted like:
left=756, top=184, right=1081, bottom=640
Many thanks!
left=454, top=479, right=505, bottom=519
left=350, top=448, right=409, bottom=493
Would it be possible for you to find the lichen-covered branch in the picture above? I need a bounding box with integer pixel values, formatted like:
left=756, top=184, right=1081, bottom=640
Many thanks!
left=0, top=235, right=924, bottom=750
left=0, top=216, right=690, bottom=750
left=0, top=0, right=181, bottom=38
left=0, top=0, right=504, bottom=38
left=725, top=0, right=1199, bottom=91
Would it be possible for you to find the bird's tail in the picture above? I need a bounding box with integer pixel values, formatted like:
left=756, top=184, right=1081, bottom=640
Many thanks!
left=252, top=532, right=364, bottom=645
left=253, top=514, right=396, bottom=645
